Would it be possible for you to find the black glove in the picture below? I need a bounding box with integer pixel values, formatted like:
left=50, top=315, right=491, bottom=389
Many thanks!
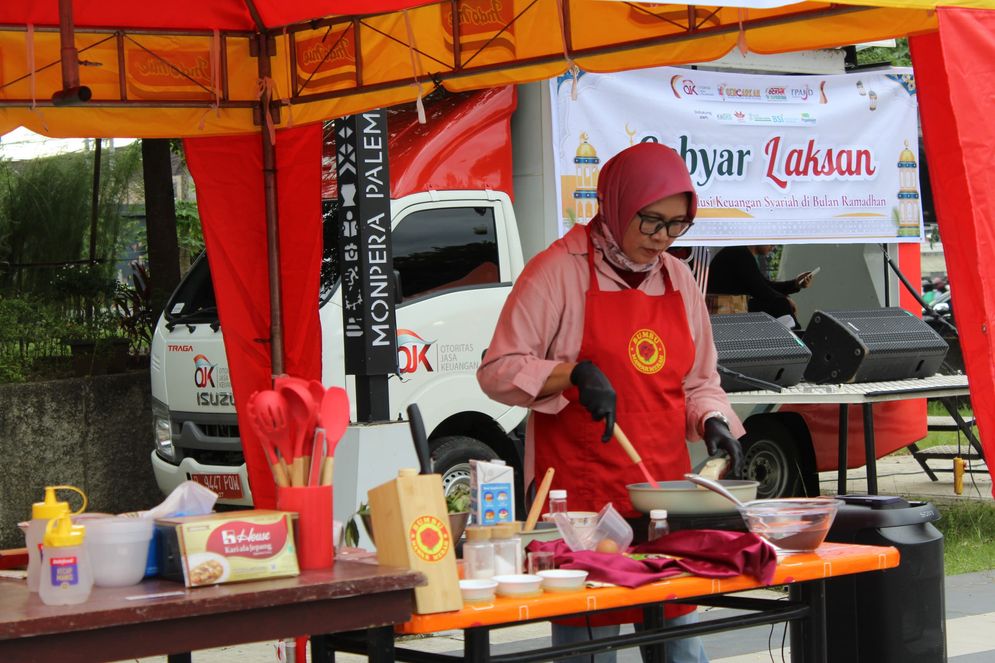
left=703, top=417, right=744, bottom=478
left=570, top=360, right=616, bottom=443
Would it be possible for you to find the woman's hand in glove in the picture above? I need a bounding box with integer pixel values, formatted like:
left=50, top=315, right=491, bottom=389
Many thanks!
left=570, top=360, right=616, bottom=443
left=703, top=417, right=744, bottom=478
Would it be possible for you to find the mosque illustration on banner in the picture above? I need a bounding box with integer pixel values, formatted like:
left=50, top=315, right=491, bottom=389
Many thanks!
left=895, top=140, right=920, bottom=237
left=562, top=132, right=601, bottom=229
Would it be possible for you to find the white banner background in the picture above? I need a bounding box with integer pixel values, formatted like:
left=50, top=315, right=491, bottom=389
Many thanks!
left=551, top=67, right=922, bottom=245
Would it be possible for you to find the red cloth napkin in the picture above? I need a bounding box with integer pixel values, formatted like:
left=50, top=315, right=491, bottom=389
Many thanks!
left=526, top=529, right=777, bottom=588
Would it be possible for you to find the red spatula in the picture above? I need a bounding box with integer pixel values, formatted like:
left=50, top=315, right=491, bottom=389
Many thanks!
left=316, top=387, right=350, bottom=486
left=278, top=382, right=317, bottom=486
left=613, top=423, right=660, bottom=488
left=248, top=390, right=291, bottom=487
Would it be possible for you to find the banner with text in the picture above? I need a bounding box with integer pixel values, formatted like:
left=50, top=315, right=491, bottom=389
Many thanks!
left=551, top=67, right=922, bottom=244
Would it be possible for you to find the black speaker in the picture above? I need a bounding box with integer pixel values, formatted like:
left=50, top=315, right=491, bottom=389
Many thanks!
left=710, top=312, right=812, bottom=392
left=802, top=308, right=949, bottom=384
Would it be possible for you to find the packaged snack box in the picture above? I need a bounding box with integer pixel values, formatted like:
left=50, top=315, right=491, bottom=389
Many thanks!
left=156, top=510, right=299, bottom=587
left=470, top=459, right=514, bottom=525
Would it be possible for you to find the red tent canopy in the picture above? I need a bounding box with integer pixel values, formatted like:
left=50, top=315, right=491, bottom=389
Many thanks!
left=1, top=1, right=993, bottom=504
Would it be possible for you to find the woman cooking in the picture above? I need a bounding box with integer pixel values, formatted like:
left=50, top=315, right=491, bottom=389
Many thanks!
left=476, top=142, right=745, bottom=663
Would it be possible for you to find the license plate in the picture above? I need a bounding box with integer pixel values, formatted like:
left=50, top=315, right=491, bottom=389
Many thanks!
left=191, top=473, right=244, bottom=499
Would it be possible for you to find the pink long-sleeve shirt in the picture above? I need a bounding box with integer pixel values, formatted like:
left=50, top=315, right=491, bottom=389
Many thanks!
left=477, top=225, right=745, bottom=477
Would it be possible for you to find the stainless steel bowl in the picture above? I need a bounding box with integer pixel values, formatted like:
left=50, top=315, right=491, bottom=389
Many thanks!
left=627, top=480, right=760, bottom=515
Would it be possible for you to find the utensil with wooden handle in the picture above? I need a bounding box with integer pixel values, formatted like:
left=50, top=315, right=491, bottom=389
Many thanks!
left=278, top=382, right=317, bottom=486
left=613, top=423, right=660, bottom=489
left=317, top=387, right=350, bottom=486
left=248, top=390, right=291, bottom=487
left=524, top=467, right=555, bottom=532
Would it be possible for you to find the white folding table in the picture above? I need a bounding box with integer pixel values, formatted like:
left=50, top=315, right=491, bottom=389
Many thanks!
left=725, top=374, right=971, bottom=494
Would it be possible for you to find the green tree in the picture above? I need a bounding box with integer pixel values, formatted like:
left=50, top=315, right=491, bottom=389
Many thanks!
left=857, top=38, right=912, bottom=67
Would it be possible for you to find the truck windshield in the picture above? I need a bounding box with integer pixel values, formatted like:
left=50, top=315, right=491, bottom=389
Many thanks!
left=164, top=201, right=342, bottom=325
left=164, top=253, right=217, bottom=325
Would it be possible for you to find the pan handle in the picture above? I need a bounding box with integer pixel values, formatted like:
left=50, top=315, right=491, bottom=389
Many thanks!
left=683, top=473, right=746, bottom=508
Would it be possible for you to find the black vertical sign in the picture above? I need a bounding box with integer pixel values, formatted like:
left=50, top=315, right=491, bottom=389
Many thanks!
left=335, top=111, right=398, bottom=419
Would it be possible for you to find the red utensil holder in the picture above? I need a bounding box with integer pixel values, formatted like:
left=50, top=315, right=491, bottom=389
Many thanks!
left=276, top=485, right=334, bottom=570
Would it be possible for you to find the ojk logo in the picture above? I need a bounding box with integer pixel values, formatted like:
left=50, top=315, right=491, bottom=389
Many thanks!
left=193, top=354, right=216, bottom=388
left=397, top=329, right=435, bottom=374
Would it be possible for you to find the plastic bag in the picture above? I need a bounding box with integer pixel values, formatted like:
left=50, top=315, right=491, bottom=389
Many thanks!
left=139, top=480, right=218, bottom=520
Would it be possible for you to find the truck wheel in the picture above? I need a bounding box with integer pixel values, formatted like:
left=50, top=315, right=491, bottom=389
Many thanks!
left=742, top=421, right=806, bottom=499
left=431, top=436, right=498, bottom=498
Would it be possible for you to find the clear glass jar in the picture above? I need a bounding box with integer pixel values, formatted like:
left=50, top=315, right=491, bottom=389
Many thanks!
left=462, top=526, right=496, bottom=580
left=490, top=523, right=523, bottom=575
left=548, top=490, right=568, bottom=516
left=648, top=509, right=670, bottom=542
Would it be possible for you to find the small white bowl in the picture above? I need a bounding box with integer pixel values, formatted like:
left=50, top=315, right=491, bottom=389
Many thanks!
left=459, top=579, right=497, bottom=602
left=537, top=569, right=588, bottom=592
left=492, top=574, right=543, bottom=597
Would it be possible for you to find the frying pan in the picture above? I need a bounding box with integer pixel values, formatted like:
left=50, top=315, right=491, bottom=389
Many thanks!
left=627, top=479, right=759, bottom=515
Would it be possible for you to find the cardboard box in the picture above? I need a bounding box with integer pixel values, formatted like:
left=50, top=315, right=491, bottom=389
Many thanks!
left=155, top=510, right=299, bottom=587
left=470, top=459, right=514, bottom=525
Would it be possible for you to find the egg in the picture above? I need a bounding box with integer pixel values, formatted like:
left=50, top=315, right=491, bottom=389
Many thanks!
left=595, top=538, right=620, bottom=554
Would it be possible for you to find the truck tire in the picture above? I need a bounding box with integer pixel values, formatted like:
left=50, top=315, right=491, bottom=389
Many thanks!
left=742, top=420, right=809, bottom=499
left=431, top=436, right=499, bottom=498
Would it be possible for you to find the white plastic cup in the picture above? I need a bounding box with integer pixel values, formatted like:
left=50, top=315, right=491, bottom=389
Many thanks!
left=85, top=516, right=154, bottom=587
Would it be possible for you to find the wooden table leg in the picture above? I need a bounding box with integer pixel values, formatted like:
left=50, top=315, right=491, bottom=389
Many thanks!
left=311, top=633, right=333, bottom=663
left=366, top=626, right=396, bottom=663
left=837, top=404, right=849, bottom=495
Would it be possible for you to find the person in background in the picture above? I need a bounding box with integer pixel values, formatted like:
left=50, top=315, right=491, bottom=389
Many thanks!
left=706, top=245, right=815, bottom=327
left=477, top=142, right=745, bottom=663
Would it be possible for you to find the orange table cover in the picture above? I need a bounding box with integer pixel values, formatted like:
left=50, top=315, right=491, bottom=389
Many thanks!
left=399, top=542, right=899, bottom=633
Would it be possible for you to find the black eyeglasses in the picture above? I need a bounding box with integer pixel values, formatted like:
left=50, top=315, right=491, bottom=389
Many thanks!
left=636, top=213, right=694, bottom=238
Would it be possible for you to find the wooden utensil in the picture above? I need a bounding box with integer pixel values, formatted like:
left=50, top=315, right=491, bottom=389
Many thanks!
left=318, top=387, right=350, bottom=486
left=248, top=390, right=291, bottom=487
left=523, top=467, right=555, bottom=532
left=613, top=423, right=660, bottom=488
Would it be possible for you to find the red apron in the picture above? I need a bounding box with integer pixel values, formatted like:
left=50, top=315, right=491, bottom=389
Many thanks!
left=533, top=226, right=696, bottom=622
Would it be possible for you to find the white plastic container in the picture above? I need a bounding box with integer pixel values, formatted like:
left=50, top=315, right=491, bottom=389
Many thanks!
left=86, top=516, right=155, bottom=587
left=39, top=514, right=93, bottom=606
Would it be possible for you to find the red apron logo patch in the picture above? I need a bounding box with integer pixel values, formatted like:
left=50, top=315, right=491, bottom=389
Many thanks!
left=409, top=515, right=451, bottom=562
left=628, top=329, right=666, bottom=374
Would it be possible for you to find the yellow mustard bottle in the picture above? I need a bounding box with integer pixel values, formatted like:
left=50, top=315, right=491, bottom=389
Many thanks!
left=39, top=514, right=93, bottom=606
left=26, top=485, right=87, bottom=592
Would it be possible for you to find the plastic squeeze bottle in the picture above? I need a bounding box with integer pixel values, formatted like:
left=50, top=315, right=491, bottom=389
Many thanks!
left=26, top=485, right=87, bottom=592
left=39, top=514, right=93, bottom=606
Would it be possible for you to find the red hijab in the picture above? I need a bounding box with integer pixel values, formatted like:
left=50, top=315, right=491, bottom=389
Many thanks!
left=593, top=143, right=698, bottom=245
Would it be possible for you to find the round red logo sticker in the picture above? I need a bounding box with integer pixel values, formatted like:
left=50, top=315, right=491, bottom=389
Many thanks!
left=628, top=329, right=666, bottom=374
left=409, top=515, right=451, bottom=562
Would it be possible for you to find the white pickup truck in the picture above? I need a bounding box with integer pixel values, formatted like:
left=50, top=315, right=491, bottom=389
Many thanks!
left=150, top=85, right=546, bottom=507
left=151, top=55, right=932, bottom=509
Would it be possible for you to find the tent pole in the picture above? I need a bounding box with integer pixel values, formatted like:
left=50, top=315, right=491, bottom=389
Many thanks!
left=255, top=32, right=285, bottom=378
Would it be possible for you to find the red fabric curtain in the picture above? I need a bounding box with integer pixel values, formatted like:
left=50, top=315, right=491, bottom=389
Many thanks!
left=911, top=10, right=995, bottom=495
left=184, top=124, right=323, bottom=508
